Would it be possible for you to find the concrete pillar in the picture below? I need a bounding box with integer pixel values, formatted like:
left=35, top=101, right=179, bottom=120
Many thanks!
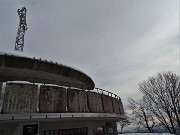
left=88, top=127, right=93, bottom=135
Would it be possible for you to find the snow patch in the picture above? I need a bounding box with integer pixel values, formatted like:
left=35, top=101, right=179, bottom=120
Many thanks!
left=119, top=133, right=173, bottom=135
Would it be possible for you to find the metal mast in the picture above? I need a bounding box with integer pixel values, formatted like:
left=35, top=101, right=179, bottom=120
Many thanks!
left=14, top=7, right=27, bottom=52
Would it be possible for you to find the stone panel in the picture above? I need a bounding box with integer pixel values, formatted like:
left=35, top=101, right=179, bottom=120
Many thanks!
left=102, top=94, right=113, bottom=113
left=119, top=99, right=124, bottom=115
left=87, top=92, right=103, bottom=113
left=2, top=83, right=38, bottom=113
left=39, top=85, right=66, bottom=113
left=112, top=98, right=120, bottom=114
left=67, top=88, right=88, bottom=112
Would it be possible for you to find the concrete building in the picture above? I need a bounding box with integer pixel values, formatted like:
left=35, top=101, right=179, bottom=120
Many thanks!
left=0, top=53, right=125, bottom=135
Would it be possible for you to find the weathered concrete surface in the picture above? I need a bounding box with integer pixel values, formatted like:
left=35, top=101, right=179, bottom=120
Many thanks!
left=2, top=83, right=38, bottom=113
left=39, top=119, right=119, bottom=135
left=0, top=123, right=18, bottom=135
left=112, top=98, right=120, bottom=114
left=0, top=54, right=95, bottom=90
left=0, top=117, right=122, bottom=135
left=0, top=82, right=2, bottom=98
left=67, top=89, right=88, bottom=112
left=87, top=92, right=103, bottom=113
left=0, top=117, right=121, bottom=135
left=119, top=99, right=124, bottom=115
left=102, top=95, right=113, bottom=113
left=39, top=85, right=67, bottom=113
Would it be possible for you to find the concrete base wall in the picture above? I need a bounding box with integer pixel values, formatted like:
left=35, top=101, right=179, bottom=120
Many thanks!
left=0, top=123, right=18, bottom=135
left=0, top=119, right=119, bottom=135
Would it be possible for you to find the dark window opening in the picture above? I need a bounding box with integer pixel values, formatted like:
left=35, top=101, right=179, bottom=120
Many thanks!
left=41, top=127, right=88, bottom=135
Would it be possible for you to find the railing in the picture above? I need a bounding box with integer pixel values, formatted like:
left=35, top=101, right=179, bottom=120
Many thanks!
left=3, top=75, right=86, bottom=89
left=0, top=80, right=124, bottom=117
left=93, top=88, right=121, bottom=99
left=3, top=76, right=121, bottom=100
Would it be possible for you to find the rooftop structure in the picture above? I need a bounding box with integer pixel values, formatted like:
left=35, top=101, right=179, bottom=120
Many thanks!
left=0, top=53, right=125, bottom=135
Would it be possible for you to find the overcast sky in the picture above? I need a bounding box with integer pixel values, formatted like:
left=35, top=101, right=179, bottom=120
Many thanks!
left=0, top=0, right=179, bottom=107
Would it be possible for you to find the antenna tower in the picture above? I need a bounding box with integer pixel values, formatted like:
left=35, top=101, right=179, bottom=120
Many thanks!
left=14, top=7, right=27, bottom=52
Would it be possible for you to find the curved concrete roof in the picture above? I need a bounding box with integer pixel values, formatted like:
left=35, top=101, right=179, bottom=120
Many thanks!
left=0, top=53, right=95, bottom=89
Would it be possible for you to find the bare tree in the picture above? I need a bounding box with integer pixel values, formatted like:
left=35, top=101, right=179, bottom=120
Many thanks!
left=128, top=97, right=155, bottom=133
left=118, top=118, right=130, bottom=134
left=139, top=71, right=180, bottom=134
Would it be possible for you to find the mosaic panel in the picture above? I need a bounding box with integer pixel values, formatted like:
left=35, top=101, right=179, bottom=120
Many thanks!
left=119, top=99, right=124, bottom=115
left=2, top=83, right=38, bottom=113
left=67, top=89, right=88, bottom=112
left=112, top=98, right=120, bottom=114
left=102, top=94, right=113, bottom=113
left=39, top=85, right=66, bottom=113
left=87, top=92, right=103, bottom=113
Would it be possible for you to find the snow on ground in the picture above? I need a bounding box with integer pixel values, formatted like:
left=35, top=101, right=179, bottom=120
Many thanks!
left=119, top=133, right=172, bottom=135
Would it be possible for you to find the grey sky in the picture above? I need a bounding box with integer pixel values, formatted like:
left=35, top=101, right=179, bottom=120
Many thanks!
left=0, top=0, right=179, bottom=107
